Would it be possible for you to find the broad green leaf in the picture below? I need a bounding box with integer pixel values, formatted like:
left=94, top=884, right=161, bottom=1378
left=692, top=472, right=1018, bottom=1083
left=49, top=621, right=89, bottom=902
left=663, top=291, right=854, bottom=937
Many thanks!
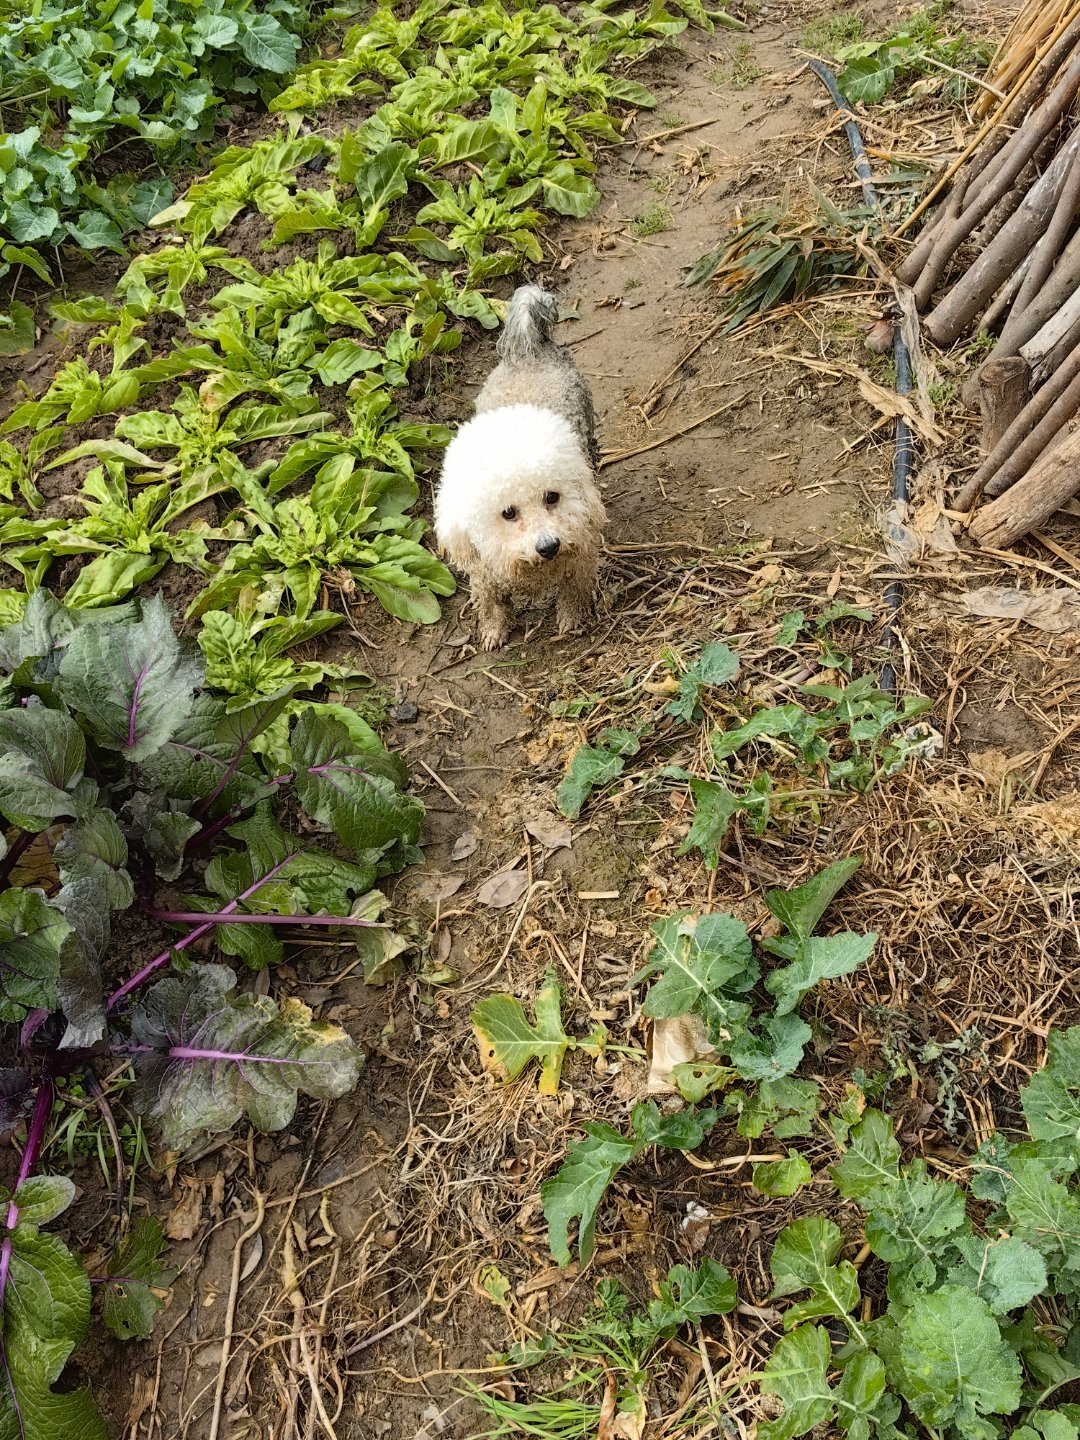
left=0, top=590, right=75, bottom=683
left=472, top=970, right=573, bottom=1094
left=838, top=57, right=895, bottom=104
left=670, top=1060, right=735, bottom=1103
left=711, top=703, right=814, bottom=761
left=665, top=641, right=740, bottom=722
left=1004, top=1158, right=1080, bottom=1277
left=57, top=593, right=203, bottom=760
left=864, top=1168, right=969, bottom=1293
left=0, top=1226, right=107, bottom=1440
left=760, top=1324, right=895, bottom=1440
left=736, top=1077, right=820, bottom=1140
left=130, top=963, right=363, bottom=1150
left=753, top=1154, right=812, bottom=1197
left=1022, top=1027, right=1080, bottom=1145
left=102, top=1218, right=174, bottom=1341
left=542, top=1119, right=636, bottom=1267
left=237, top=11, right=299, bottom=72
left=952, top=1234, right=1048, bottom=1315
left=0, top=707, right=86, bottom=830
left=541, top=169, right=600, bottom=218
left=555, top=742, right=624, bottom=819
left=764, top=857, right=864, bottom=951
left=0, top=890, right=65, bottom=1019
left=54, top=808, right=133, bottom=911
left=765, top=932, right=876, bottom=1016
left=759, top=1324, right=834, bottom=1440
left=770, top=1217, right=860, bottom=1328
left=12, top=1176, right=75, bottom=1227
left=874, top=1286, right=1022, bottom=1430
left=543, top=1102, right=716, bottom=1266
left=632, top=912, right=755, bottom=1047
left=0, top=302, right=36, bottom=357
left=290, top=709, right=424, bottom=856
left=678, top=778, right=739, bottom=869
left=647, top=1258, right=736, bottom=1336
left=730, top=1013, right=811, bottom=1081
left=831, top=1110, right=901, bottom=1202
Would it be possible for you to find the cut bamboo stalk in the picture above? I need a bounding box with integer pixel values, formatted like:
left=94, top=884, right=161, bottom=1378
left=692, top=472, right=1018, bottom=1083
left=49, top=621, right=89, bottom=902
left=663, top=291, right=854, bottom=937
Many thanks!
left=924, top=129, right=1080, bottom=347
left=978, top=0, right=1080, bottom=116
left=954, top=340, right=1080, bottom=511
left=969, top=420, right=1080, bottom=549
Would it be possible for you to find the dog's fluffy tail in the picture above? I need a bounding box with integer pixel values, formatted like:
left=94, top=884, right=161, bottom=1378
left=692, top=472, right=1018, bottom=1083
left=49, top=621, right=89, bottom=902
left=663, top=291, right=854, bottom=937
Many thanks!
left=496, top=285, right=558, bottom=364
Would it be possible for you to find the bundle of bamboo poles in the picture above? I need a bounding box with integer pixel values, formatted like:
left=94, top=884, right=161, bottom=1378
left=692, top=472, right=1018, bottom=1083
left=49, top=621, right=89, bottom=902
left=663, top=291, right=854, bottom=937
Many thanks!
left=894, top=0, right=1080, bottom=548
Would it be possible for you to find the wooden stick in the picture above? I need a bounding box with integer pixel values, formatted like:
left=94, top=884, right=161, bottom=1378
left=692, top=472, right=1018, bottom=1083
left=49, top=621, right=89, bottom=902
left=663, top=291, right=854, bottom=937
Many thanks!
left=909, top=58, right=1080, bottom=308
left=970, top=421, right=1080, bottom=549
left=924, top=128, right=1080, bottom=347
left=893, top=10, right=1080, bottom=243
left=1020, top=287, right=1080, bottom=370
left=1030, top=309, right=1080, bottom=388
left=978, top=258, right=1029, bottom=335
left=1012, top=147, right=1080, bottom=315
left=962, top=225, right=1080, bottom=406
left=954, top=339, right=1080, bottom=511
left=979, top=356, right=1032, bottom=452
left=983, top=363, right=1080, bottom=498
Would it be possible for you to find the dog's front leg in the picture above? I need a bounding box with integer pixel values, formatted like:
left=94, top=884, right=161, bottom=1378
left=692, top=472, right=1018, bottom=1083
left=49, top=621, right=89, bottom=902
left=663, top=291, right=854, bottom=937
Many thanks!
left=472, top=575, right=515, bottom=650
left=556, top=558, right=598, bottom=636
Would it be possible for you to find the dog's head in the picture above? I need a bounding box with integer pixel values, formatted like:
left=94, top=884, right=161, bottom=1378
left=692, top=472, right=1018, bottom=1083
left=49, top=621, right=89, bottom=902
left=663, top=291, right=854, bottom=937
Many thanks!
left=435, top=405, right=605, bottom=582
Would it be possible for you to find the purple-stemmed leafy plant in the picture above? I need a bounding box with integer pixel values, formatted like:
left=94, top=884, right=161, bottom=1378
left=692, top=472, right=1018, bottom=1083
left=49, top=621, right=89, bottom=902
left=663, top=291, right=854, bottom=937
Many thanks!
left=0, top=589, right=424, bottom=1434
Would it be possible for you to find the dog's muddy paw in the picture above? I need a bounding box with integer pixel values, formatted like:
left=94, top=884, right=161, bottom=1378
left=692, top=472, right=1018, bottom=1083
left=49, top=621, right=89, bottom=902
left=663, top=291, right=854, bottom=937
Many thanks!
left=557, top=608, right=591, bottom=636
left=478, top=625, right=511, bottom=650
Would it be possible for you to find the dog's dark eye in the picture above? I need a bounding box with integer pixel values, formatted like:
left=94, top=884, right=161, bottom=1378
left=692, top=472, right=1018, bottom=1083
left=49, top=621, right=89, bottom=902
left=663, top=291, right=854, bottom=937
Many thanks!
left=501, top=506, right=518, bottom=520
left=544, top=491, right=560, bottom=506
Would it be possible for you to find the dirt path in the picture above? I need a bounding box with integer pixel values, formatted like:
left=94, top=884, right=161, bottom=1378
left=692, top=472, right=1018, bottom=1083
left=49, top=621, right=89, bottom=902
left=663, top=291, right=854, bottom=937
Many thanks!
left=115, top=6, right=1080, bottom=1437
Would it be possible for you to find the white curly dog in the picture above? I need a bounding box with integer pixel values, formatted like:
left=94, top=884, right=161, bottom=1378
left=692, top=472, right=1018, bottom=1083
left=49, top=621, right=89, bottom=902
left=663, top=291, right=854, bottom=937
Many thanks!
left=435, top=286, right=606, bottom=650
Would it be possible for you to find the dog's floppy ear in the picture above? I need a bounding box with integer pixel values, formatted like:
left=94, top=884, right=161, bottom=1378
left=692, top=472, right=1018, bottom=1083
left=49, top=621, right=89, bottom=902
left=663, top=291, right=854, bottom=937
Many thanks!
left=434, top=516, right=478, bottom=573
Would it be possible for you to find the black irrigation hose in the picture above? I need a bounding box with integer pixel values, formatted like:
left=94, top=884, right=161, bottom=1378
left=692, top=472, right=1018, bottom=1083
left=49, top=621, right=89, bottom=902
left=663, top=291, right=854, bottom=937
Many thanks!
left=807, top=60, right=914, bottom=694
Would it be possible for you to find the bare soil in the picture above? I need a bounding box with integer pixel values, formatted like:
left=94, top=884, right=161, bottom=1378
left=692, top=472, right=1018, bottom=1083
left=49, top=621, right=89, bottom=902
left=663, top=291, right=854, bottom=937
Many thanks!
left=25, top=3, right=1080, bottom=1437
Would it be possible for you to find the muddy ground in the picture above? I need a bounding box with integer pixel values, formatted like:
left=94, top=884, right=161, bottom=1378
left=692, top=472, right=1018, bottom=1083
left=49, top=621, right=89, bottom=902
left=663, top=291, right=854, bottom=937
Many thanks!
left=24, top=1, right=1080, bottom=1436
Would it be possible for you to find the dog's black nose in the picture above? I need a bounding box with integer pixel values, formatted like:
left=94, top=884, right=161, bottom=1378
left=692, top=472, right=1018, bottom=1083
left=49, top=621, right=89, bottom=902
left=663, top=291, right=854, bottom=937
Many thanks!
left=536, top=537, right=560, bottom=560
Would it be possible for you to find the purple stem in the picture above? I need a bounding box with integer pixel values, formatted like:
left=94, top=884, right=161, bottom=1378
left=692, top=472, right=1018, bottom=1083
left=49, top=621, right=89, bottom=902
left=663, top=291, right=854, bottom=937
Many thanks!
left=127, top=656, right=152, bottom=751
left=146, top=909, right=380, bottom=927
left=185, top=773, right=294, bottom=856
left=0, top=831, right=34, bottom=891
left=0, top=1080, right=55, bottom=1310
left=106, top=849, right=306, bottom=1012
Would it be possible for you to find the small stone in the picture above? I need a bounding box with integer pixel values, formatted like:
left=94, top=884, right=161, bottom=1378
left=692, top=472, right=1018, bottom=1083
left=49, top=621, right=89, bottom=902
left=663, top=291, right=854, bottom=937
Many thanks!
left=390, top=701, right=419, bottom=723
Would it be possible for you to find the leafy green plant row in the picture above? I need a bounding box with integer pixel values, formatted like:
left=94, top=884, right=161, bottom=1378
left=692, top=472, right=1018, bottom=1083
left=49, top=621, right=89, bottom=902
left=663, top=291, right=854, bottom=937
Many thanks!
left=473, top=856, right=1080, bottom=1440
left=555, top=629, right=933, bottom=860
left=475, top=857, right=876, bottom=1264
left=0, top=0, right=322, bottom=271
left=0, top=0, right=736, bottom=672
left=0, top=589, right=423, bottom=1435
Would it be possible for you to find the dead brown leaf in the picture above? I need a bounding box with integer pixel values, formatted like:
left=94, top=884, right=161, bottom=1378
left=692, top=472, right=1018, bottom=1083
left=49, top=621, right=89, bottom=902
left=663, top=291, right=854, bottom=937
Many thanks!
left=477, top=869, right=529, bottom=908
left=525, top=816, right=572, bottom=850
left=164, top=1177, right=204, bottom=1240
left=647, top=1014, right=716, bottom=1094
